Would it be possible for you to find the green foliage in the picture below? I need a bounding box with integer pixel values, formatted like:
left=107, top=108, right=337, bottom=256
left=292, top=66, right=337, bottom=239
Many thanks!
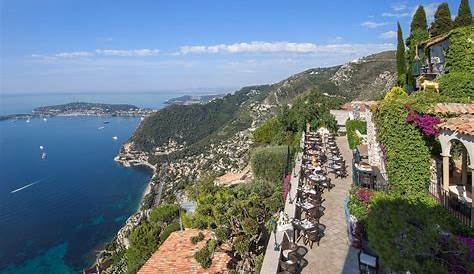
left=187, top=177, right=283, bottom=269
left=411, top=5, right=428, bottom=35
left=367, top=194, right=474, bottom=273
left=454, top=0, right=473, bottom=28
left=374, top=94, right=431, bottom=196
left=439, top=72, right=474, bottom=99
left=396, top=22, right=407, bottom=86
left=253, top=89, right=339, bottom=153
left=159, top=222, right=180, bottom=242
left=383, top=86, right=408, bottom=101
left=191, top=231, right=205, bottom=244
left=444, top=25, right=474, bottom=74
left=125, top=222, right=161, bottom=273
left=149, top=204, right=179, bottom=225
left=345, top=119, right=367, bottom=149
left=347, top=187, right=373, bottom=221
left=429, top=3, right=453, bottom=37
left=194, top=239, right=217, bottom=269
left=132, top=85, right=270, bottom=157
left=251, top=145, right=289, bottom=183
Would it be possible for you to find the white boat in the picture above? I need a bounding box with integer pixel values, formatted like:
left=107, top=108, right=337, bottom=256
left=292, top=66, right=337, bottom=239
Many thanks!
left=112, top=136, right=118, bottom=140
left=39, top=145, right=44, bottom=150
left=26, top=118, right=31, bottom=123
left=43, top=118, right=47, bottom=122
left=98, top=126, right=105, bottom=130
left=41, top=152, right=47, bottom=160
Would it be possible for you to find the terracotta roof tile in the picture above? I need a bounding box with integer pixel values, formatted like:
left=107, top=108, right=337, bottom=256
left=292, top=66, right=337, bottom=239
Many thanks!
left=436, top=115, right=474, bottom=136
left=432, top=103, right=474, bottom=115
left=138, top=229, right=231, bottom=274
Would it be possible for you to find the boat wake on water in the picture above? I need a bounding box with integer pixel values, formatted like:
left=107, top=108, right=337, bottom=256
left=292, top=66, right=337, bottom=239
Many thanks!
left=10, top=178, right=47, bottom=194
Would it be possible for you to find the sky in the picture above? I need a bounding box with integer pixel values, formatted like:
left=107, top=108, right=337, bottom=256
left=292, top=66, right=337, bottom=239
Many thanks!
left=0, top=0, right=469, bottom=94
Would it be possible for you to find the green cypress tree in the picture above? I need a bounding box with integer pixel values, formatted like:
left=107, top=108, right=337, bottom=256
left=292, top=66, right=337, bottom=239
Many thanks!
left=430, top=3, right=453, bottom=37
left=454, top=0, right=473, bottom=27
left=396, top=22, right=407, bottom=86
left=411, top=5, right=428, bottom=35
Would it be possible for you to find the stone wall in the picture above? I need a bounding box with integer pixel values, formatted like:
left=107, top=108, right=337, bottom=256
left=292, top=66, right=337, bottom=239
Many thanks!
left=365, top=111, right=387, bottom=180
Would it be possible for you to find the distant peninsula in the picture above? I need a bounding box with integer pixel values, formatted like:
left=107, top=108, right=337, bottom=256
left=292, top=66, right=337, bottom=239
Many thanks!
left=164, top=94, right=225, bottom=105
left=0, top=102, right=154, bottom=121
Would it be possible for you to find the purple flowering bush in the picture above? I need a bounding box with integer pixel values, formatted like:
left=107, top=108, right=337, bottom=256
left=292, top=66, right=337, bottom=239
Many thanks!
left=348, top=187, right=375, bottom=221
left=405, top=111, right=441, bottom=137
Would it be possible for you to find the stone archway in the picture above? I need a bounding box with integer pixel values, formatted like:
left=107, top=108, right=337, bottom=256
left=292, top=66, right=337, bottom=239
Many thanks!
left=437, top=122, right=474, bottom=227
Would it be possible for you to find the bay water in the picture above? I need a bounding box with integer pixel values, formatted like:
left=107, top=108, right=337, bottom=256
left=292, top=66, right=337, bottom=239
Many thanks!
left=0, top=92, right=191, bottom=273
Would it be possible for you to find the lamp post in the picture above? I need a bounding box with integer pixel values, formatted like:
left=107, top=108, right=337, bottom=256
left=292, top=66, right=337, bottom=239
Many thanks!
left=175, top=192, right=183, bottom=232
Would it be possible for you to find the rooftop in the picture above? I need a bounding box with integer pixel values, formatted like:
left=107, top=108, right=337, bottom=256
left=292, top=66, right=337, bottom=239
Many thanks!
left=137, top=229, right=231, bottom=274
left=437, top=114, right=474, bottom=136
left=432, top=103, right=474, bottom=115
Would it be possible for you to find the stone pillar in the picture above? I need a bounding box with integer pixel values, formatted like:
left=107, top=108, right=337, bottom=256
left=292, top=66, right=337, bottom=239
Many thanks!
left=462, top=148, right=468, bottom=186
left=442, top=154, right=450, bottom=191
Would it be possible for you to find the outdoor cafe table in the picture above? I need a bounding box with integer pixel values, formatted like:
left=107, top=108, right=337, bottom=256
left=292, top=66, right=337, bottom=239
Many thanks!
left=296, top=201, right=317, bottom=212
left=329, top=155, right=342, bottom=161
left=308, top=174, right=326, bottom=182
left=292, top=219, right=317, bottom=242
left=297, top=187, right=318, bottom=196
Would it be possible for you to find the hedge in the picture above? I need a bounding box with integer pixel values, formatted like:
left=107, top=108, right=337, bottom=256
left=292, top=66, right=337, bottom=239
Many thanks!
left=346, top=119, right=367, bottom=149
left=439, top=72, right=473, bottom=100
left=367, top=194, right=473, bottom=273
left=250, top=145, right=289, bottom=183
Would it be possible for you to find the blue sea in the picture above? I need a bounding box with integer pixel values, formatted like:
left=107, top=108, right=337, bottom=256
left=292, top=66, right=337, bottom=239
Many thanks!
left=0, top=92, right=193, bottom=273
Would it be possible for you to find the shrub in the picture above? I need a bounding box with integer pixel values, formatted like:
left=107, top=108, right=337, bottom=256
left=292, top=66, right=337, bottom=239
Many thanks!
left=439, top=72, right=474, bottom=100
left=383, top=86, right=408, bottom=101
left=125, top=222, right=161, bottom=272
left=150, top=204, right=180, bottom=225
left=190, top=231, right=205, bottom=244
left=348, top=187, right=375, bottom=221
left=346, top=119, right=367, bottom=149
left=159, top=222, right=180, bottom=243
left=250, top=145, right=289, bottom=183
left=367, top=194, right=474, bottom=273
left=194, top=239, right=217, bottom=269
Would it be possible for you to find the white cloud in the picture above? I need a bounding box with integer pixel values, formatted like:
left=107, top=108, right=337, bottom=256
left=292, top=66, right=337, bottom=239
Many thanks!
left=391, top=3, right=408, bottom=11
left=95, top=49, right=160, bottom=56
left=361, top=21, right=388, bottom=29
left=382, top=12, right=410, bottom=17
left=31, top=49, right=161, bottom=60
left=180, top=41, right=394, bottom=55
left=379, top=31, right=397, bottom=39
left=54, top=51, right=94, bottom=58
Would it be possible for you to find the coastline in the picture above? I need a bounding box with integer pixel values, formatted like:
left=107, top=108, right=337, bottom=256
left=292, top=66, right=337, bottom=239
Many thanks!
left=93, top=140, right=160, bottom=269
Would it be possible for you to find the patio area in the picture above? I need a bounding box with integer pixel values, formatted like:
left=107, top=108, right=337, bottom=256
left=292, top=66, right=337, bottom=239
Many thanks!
left=261, top=130, right=359, bottom=274
left=302, top=136, right=358, bottom=273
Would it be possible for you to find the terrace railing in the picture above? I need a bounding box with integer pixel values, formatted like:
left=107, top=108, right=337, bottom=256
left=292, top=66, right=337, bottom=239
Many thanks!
left=437, top=189, right=472, bottom=227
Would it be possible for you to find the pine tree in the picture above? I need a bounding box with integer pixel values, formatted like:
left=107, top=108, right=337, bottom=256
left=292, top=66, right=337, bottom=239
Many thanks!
left=411, top=5, right=428, bottom=35
left=430, top=3, right=453, bottom=37
left=454, top=0, right=473, bottom=27
left=396, top=22, right=407, bottom=86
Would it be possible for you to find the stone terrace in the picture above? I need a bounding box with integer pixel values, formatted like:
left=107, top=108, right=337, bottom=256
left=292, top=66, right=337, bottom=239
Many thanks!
left=302, top=136, right=358, bottom=273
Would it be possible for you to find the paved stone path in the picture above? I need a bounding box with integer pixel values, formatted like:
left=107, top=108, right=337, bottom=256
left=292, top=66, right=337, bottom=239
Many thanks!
left=302, top=136, right=359, bottom=274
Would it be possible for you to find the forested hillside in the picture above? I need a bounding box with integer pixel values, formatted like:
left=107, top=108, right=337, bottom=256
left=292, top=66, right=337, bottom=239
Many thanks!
left=130, top=50, right=396, bottom=161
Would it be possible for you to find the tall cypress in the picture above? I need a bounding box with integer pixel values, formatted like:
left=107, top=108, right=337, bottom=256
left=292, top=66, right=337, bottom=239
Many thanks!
left=411, top=5, right=428, bottom=35
left=396, top=22, right=407, bottom=86
left=454, top=0, right=473, bottom=27
left=430, top=3, right=453, bottom=37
